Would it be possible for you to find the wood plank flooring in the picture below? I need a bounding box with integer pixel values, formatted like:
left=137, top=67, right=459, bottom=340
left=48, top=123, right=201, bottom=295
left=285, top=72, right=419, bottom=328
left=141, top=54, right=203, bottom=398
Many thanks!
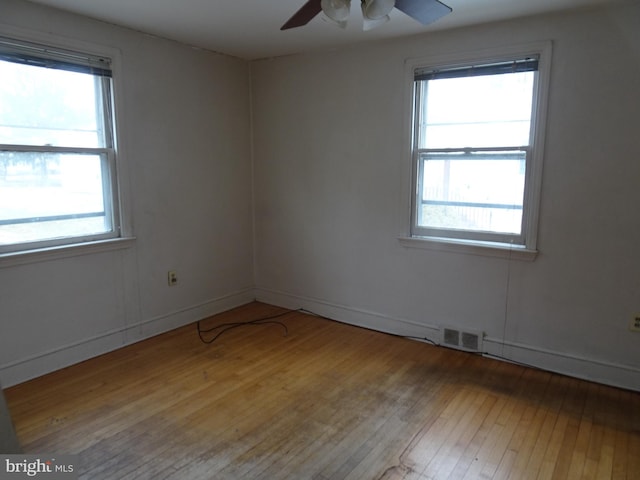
left=5, top=302, right=640, bottom=479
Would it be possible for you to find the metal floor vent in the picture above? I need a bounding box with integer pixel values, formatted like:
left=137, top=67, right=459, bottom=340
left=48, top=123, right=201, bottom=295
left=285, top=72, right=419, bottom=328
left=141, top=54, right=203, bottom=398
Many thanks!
left=440, top=326, right=483, bottom=353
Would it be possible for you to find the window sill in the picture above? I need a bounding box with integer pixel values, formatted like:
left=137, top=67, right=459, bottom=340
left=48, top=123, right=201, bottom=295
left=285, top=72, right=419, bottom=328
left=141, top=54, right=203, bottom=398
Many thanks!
left=398, top=236, right=538, bottom=261
left=0, top=237, right=136, bottom=268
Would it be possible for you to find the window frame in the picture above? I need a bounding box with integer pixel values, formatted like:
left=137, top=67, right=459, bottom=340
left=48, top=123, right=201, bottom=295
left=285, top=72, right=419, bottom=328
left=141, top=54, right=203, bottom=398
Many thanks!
left=401, top=42, right=552, bottom=259
left=0, top=26, right=133, bottom=262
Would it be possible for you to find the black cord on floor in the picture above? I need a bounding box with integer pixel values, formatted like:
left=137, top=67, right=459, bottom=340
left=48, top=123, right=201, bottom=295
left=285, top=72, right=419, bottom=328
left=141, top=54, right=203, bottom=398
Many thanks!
left=480, top=351, right=544, bottom=372
left=197, top=310, right=295, bottom=344
left=402, top=335, right=439, bottom=346
left=197, top=306, right=544, bottom=373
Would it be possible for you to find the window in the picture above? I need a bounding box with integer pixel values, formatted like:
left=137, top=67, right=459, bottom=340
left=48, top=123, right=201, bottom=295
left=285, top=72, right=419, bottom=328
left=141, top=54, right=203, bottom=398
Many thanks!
left=0, top=35, right=121, bottom=254
left=409, top=45, right=550, bottom=252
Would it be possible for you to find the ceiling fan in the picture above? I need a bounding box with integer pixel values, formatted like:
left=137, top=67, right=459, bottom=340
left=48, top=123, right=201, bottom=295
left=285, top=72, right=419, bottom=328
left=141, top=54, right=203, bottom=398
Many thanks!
left=281, top=0, right=452, bottom=31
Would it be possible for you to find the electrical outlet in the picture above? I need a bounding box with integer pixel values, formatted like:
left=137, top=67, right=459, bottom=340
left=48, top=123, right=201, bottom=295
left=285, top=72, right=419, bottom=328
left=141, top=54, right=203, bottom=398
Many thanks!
left=168, top=270, right=178, bottom=286
left=630, top=314, right=640, bottom=332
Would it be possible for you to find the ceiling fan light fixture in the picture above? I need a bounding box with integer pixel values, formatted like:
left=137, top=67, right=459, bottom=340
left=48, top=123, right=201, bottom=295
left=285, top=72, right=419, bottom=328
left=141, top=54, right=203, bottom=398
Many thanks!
left=280, top=0, right=452, bottom=31
left=321, top=0, right=351, bottom=23
left=362, top=13, right=390, bottom=31
left=361, top=0, right=395, bottom=20
left=321, top=16, right=349, bottom=29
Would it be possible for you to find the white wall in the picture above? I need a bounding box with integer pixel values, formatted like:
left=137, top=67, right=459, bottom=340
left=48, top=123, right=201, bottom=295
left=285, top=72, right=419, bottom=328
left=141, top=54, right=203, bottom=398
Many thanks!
left=1, top=0, right=639, bottom=392
left=252, top=3, right=640, bottom=390
left=0, top=0, right=254, bottom=386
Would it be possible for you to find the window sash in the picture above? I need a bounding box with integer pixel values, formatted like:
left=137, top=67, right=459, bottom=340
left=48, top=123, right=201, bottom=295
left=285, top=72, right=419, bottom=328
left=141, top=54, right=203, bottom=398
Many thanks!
left=0, top=60, right=114, bottom=149
left=412, top=147, right=529, bottom=244
left=0, top=146, right=119, bottom=253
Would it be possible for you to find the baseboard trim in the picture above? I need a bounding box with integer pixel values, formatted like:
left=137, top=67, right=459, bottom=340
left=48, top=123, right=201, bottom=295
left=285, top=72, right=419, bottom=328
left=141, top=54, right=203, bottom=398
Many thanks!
left=6, top=286, right=638, bottom=392
left=0, top=287, right=255, bottom=387
left=255, top=287, right=440, bottom=340
left=482, top=337, right=640, bottom=392
left=256, top=287, right=640, bottom=392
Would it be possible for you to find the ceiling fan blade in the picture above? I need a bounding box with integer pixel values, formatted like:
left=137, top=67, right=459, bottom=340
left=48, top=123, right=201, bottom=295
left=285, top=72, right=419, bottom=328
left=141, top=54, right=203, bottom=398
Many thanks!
left=281, top=0, right=323, bottom=30
left=394, top=0, right=452, bottom=26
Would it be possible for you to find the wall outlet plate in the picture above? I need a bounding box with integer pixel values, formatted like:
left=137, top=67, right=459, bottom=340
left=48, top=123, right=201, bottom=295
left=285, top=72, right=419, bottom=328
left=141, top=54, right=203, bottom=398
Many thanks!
left=630, top=314, right=640, bottom=332
left=168, top=271, right=178, bottom=286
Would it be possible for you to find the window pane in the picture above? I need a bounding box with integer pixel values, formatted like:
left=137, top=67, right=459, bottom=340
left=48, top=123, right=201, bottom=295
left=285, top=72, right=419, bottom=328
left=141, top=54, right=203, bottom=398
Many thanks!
left=0, top=59, right=107, bottom=148
left=0, top=152, right=111, bottom=245
left=418, top=151, right=525, bottom=234
left=418, top=71, right=535, bottom=149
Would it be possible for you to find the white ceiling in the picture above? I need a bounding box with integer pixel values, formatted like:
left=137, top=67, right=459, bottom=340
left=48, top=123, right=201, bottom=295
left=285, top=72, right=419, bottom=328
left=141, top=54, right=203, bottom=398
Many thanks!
left=27, top=0, right=617, bottom=60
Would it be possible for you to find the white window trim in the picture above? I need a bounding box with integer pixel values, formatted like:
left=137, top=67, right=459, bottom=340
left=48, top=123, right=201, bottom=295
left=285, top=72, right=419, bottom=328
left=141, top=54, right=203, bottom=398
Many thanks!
left=398, top=41, right=552, bottom=260
left=0, top=23, right=134, bottom=267
left=0, top=237, right=136, bottom=268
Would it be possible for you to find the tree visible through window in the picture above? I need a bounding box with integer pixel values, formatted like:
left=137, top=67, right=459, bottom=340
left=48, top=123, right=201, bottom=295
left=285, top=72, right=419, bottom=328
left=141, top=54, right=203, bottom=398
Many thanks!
left=0, top=36, right=120, bottom=253
left=411, top=53, right=546, bottom=248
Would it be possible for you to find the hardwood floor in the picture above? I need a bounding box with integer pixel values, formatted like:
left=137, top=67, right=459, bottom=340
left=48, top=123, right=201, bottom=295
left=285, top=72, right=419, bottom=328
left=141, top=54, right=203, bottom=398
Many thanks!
left=5, top=302, right=640, bottom=479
